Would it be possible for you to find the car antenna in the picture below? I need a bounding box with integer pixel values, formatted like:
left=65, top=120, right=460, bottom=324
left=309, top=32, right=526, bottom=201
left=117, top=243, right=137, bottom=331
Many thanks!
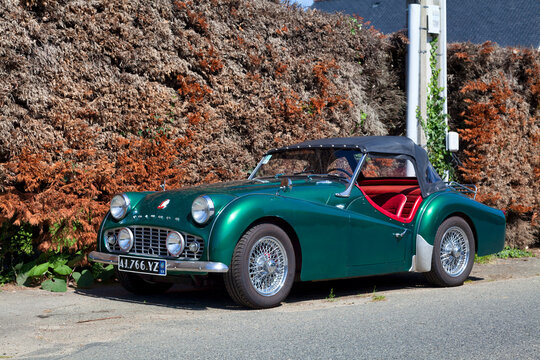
left=160, top=179, right=166, bottom=191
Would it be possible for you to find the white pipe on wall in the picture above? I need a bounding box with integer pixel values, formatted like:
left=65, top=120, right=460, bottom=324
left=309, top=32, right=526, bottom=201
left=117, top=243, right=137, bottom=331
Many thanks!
left=440, top=0, right=447, bottom=121
left=407, top=3, right=421, bottom=145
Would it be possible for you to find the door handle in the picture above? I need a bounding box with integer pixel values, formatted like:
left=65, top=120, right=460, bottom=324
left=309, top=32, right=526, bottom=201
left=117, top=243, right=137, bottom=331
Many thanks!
left=393, top=229, right=408, bottom=239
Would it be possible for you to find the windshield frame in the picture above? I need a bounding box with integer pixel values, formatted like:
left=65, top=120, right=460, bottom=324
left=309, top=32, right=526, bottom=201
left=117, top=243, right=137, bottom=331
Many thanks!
left=248, top=149, right=368, bottom=197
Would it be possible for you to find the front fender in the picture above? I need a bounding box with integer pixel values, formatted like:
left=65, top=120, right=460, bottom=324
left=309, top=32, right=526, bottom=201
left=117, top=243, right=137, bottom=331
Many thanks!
left=414, top=191, right=506, bottom=256
left=208, top=194, right=350, bottom=280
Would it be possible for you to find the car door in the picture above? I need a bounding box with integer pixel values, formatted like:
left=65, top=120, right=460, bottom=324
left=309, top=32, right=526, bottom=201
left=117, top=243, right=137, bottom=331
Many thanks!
left=344, top=155, right=417, bottom=275
left=346, top=190, right=412, bottom=271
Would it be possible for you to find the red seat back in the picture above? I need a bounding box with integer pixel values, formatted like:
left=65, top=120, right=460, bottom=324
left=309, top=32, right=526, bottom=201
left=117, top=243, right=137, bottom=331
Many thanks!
left=381, top=194, right=407, bottom=217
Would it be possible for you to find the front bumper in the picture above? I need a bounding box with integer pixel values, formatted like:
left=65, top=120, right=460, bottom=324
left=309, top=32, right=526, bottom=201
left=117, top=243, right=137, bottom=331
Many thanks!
left=89, top=251, right=229, bottom=273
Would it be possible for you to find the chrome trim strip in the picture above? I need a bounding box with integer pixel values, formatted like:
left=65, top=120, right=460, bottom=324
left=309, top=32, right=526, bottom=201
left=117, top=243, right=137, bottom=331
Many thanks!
left=98, top=211, right=111, bottom=252
left=447, top=181, right=478, bottom=200
left=336, top=153, right=367, bottom=198
left=248, top=157, right=266, bottom=180
left=104, top=226, right=204, bottom=260
left=89, top=251, right=229, bottom=273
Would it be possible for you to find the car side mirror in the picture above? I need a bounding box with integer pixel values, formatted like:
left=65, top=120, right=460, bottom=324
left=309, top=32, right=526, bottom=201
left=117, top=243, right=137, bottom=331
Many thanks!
left=278, top=178, right=293, bottom=194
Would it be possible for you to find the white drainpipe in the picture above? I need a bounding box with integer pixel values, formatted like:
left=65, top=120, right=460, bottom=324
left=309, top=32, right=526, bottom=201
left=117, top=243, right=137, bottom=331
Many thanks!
left=407, top=3, right=421, bottom=145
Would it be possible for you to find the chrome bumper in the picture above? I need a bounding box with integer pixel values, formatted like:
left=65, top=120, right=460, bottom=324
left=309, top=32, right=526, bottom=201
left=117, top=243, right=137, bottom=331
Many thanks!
left=88, top=251, right=229, bottom=273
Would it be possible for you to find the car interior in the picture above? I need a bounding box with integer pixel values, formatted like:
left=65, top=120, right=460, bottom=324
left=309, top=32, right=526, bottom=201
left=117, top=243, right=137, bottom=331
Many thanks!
left=355, top=154, right=423, bottom=223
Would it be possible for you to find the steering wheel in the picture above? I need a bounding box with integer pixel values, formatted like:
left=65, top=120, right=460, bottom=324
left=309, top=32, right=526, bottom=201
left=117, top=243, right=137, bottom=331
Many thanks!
left=327, top=168, right=353, bottom=179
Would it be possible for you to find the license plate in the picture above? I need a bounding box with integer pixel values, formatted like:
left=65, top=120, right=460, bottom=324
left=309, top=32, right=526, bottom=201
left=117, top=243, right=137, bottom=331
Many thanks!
left=118, top=255, right=167, bottom=276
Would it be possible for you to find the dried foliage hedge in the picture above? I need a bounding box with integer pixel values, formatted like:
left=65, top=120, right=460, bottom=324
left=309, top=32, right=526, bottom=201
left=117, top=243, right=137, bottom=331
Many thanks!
left=0, top=0, right=537, bottom=258
left=0, top=0, right=405, bottom=253
left=447, top=43, right=539, bottom=248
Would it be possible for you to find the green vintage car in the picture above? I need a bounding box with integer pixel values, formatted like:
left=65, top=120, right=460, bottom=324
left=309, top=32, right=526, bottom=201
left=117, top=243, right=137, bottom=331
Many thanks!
left=89, top=136, right=506, bottom=308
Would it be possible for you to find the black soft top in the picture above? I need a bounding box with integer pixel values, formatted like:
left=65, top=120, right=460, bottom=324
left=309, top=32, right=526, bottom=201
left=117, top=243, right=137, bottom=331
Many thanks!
left=266, top=136, right=446, bottom=197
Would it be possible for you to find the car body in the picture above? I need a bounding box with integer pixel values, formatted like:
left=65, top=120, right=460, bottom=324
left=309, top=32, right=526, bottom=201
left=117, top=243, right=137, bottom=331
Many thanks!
left=90, top=136, right=506, bottom=308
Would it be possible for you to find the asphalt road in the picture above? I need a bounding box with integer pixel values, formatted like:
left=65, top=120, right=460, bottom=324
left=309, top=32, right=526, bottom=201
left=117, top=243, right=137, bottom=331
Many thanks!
left=1, top=257, right=539, bottom=360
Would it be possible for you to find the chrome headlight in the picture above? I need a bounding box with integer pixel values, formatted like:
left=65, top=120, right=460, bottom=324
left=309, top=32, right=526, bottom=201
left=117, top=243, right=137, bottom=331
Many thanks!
left=191, top=195, right=215, bottom=224
left=110, top=194, right=130, bottom=220
left=166, top=231, right=185, bottom=257
left=117, top=228, right=134, bottom=252
left=105, top=233, right=117, bottom=251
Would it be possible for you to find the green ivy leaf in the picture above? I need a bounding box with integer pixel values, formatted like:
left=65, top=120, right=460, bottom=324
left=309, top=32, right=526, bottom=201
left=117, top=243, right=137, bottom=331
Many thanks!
left=41, top=277, right=67, bottom=292
left=72, top=271, right=81, bottom=283
left=51, top=256, right=68, bottom=268
left=53, top=264, right=72, bottom=276
left=96, top=264, right=115, bottom=281
left=16, top=272, right=29, bottom=286
left=67, top=252, right=84, bottom=268
left=28, top=262, right=50, bottom=278
left=76, top=269, right=94, bottom=288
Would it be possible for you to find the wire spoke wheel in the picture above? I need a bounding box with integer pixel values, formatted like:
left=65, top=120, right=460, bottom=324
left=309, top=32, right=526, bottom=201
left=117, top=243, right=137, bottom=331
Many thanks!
left=425, top=217, right=475, bottom=287
left=224, top=224, right=295, bottom=309
left=248, top=236, right=288, bottom=296
left=439, top=226, right=470, bottom=277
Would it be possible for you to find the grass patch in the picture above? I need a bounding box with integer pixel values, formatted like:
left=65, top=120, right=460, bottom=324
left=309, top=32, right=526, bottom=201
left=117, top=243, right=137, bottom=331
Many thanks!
left=371, top=286, right=386, bottom=302
left=475, top=246, right=534, bottom=264
left=496, top=246, right=534, bottom=259
left=475, top=254, right=496, bottom=264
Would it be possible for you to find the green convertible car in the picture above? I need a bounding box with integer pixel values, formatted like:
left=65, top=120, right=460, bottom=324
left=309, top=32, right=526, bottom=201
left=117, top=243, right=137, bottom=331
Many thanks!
left=90, top=136, right=506, bottom=308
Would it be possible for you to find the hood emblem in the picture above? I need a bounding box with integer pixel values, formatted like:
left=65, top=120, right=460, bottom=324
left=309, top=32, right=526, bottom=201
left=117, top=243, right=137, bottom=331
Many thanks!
left=157, top=199, right=170, bottom=210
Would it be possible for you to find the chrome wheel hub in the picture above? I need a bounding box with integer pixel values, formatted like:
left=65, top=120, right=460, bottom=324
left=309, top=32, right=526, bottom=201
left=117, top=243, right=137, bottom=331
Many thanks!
left=440, top=226, right=470, bottom=277
left=248, top=236, right=288, bottom=296
left=255, top=256, right=277, bottom=275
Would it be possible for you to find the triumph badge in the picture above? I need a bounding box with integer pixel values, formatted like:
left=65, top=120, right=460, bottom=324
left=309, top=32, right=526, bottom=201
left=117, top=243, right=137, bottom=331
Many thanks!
left=157, top=199, right=170, bottom=209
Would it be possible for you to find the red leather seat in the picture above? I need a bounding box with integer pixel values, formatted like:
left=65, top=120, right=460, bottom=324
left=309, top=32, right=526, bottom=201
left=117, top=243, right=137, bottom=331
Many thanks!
left=356, top=180, right=423, bottom=223
left=381, top=193, right=407, bottom=217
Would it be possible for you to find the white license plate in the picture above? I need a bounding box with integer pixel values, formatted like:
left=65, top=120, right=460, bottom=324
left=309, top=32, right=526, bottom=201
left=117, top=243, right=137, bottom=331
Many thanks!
left=118, top=255, right=167, bottom=276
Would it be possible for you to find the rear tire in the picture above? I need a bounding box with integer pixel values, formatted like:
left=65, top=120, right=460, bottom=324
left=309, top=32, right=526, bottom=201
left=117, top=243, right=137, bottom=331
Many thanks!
left=116, top=269, right=173, bottom=295
left=224, top=223, right=295, bottom=309
left=425, top=217, right=475, bottom=287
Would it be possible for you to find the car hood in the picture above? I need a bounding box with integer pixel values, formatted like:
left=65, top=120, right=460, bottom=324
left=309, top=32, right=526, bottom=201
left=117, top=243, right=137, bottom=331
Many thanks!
left=132, top=178, right=347, bottom=217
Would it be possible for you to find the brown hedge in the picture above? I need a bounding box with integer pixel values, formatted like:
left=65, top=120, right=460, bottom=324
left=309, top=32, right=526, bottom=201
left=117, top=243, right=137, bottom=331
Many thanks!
left=0, top=0, right=537, bottom=253
left=0, top=0, right=404, bottom=252
left=447, top=43, right=539, bottom=248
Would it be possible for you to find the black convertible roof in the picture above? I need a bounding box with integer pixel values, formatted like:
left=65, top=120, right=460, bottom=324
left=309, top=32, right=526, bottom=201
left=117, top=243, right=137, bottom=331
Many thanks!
left=266, top=136, right=446, bottom=197
left=266, top=136, right=418, bottom=157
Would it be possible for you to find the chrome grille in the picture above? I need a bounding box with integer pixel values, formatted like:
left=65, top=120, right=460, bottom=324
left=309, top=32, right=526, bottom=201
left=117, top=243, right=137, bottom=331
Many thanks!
left=105, top=226, right=204, bottom=260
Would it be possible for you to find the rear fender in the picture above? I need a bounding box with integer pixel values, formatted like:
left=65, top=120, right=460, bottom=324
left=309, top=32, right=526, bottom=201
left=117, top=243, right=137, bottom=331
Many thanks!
left=414, top=192, right=506, bottom=258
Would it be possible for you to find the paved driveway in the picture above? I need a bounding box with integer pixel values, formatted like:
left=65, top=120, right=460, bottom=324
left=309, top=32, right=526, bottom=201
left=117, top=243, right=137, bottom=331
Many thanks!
left=1, top=257, right=539, bottom=359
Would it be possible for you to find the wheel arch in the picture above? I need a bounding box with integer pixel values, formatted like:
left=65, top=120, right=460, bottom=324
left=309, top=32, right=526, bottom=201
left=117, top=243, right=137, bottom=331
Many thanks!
left=245, top=216, right=302, bottom=280
left=442, top=212, right=478, bottom=254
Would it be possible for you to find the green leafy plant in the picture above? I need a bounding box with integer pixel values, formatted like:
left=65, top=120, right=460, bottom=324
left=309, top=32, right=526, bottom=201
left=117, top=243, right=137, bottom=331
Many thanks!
left=371, top=286, right=386, bottom=302
left=475, top=246, right=534, bottom=264
left=14, top=252, right=73, bottom=292
left=11, top=251, right=114, bottom=292
left=350, top=111, right=367, bottom=135
left=474, top=254, right=495, bottom=264
left=349, top=16, right=362, bottom=35
left=326, top=287, right=336, bottom=301
left=0, top=222, right=37, bottom=284
left=417, top=39, right=454, bottom=180
left=496, top=246, right=534, bottom=259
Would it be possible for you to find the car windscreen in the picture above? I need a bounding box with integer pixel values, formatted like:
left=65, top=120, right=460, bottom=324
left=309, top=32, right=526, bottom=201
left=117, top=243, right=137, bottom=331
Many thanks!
left=253, top=149, right=363, bottom=180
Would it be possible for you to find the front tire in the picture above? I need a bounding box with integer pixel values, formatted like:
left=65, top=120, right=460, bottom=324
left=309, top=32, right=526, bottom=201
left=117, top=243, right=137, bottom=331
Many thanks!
left=224, top=223, right=295, bottom=309
left=116, top=269, right=173, bottom=295
left=425, top=216, right=475, bottom=287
